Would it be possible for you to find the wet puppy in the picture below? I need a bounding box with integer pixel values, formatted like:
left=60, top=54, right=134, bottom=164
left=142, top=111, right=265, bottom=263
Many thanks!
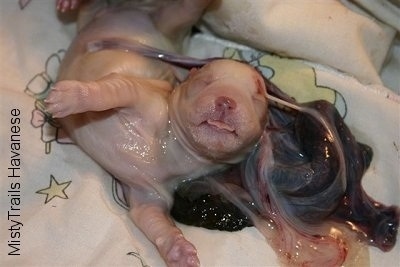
left=47, top=0, right=268, bottom=266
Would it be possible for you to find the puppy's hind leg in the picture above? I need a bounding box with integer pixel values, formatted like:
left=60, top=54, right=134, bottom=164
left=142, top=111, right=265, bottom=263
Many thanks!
left=76, top=0, right=108, bottom=31
left=56, top=0, right=84, bottom=12
left=56, top=0, right=116, bottom=30
left=153, top=0, right=213, bottom=44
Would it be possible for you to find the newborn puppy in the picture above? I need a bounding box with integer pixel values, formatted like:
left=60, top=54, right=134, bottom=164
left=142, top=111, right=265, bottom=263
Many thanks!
left=47, top=0, right=268, bottom=266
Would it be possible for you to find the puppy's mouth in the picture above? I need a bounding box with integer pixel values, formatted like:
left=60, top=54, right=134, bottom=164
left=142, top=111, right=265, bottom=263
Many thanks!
left=200, top=119, right=238, bottom=136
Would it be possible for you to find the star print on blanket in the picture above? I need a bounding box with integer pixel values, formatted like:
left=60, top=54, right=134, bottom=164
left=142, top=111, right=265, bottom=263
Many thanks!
left=36, top=175, right=72, bottom=204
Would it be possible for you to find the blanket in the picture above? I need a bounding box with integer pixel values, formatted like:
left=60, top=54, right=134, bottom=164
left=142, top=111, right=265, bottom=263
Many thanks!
left=1, top=1, right=399, bottom=266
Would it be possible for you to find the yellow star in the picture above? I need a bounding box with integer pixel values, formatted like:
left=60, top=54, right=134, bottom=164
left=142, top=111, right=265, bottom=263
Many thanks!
left=36, top=175, right=72, bottom=204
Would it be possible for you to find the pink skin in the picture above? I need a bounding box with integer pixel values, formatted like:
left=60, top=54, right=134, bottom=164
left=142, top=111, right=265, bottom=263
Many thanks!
left=47, top=1, right=267, bottom=266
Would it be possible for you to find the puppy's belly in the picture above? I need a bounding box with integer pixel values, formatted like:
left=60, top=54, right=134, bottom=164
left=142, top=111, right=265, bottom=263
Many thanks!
left=61, top=109, right=166, bottom=183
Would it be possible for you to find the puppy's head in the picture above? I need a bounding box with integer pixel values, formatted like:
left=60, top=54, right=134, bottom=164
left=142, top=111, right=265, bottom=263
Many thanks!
left=170, top=59, right=268, bottom=163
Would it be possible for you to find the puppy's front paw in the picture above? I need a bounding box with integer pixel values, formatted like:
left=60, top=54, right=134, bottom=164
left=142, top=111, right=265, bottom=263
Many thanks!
left=45, top=80, right=88, bottom=118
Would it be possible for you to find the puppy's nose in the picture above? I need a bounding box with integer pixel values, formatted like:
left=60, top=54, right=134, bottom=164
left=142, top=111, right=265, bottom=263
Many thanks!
left=215, top=96, right=237, bottom=111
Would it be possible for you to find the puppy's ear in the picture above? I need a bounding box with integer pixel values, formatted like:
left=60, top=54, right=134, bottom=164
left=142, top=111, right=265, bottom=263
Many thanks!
left=254, top=74, right=267, bottom=96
